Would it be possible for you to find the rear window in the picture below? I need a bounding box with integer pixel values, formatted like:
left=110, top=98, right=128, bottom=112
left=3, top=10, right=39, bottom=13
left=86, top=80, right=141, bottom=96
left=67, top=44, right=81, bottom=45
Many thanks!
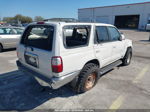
left=21, top=25, right=54, bottom=51
left=63, top=25, right=91, bottom=48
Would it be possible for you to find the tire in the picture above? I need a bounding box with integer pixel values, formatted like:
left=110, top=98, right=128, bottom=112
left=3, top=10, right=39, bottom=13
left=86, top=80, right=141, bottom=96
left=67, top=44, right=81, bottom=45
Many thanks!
left=122, top=48, right=132, bottom=66
left=75, top=63, right=99, bottom=93
left=0, top=44, right=3, bottom=53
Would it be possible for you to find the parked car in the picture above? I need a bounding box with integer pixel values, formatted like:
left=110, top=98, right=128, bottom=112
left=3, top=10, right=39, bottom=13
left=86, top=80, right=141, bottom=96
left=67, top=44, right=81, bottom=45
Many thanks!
left=0, top=27, right=24, bottom=52
left=16, top=21, right=132, bottom=93
left=146, top=19, right=150, bottom=31
left=146, top=24, right=150, bottom=31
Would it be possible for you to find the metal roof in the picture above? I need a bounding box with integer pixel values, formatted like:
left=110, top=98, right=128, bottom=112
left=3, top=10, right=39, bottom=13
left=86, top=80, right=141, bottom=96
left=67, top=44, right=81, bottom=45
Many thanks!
left=79, top=1, right=150, bottom=10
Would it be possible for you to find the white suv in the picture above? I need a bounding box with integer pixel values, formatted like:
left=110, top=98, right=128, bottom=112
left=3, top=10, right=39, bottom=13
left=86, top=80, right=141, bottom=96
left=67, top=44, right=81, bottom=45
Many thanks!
left=16, top=21, right=132, bottom=93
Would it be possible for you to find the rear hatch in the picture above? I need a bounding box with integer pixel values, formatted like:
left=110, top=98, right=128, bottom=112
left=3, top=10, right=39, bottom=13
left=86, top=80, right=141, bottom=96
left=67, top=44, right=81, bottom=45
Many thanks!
left=17, top=24, right=55, bottom=78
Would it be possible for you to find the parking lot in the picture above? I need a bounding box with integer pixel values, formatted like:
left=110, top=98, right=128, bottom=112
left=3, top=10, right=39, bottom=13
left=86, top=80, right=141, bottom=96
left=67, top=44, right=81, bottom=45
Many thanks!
left=0, top=30, right=150, bottom=110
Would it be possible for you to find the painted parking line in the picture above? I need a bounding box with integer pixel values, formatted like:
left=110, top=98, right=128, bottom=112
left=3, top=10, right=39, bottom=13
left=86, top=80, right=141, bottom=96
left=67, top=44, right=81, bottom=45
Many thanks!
left=108, top=65, right=149, bottom=112
left=0, top=53, right=16, bottom=58
left=108, top=95, right=125, bottom=111
left=8, top=58, right=17, bottom=65
left=133, top=65, right=149, bottom=83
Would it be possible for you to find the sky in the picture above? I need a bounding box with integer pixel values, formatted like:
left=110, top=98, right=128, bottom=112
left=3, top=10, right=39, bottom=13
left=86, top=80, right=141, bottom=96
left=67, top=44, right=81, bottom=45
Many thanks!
left=0, top=0, right=150, bottom=19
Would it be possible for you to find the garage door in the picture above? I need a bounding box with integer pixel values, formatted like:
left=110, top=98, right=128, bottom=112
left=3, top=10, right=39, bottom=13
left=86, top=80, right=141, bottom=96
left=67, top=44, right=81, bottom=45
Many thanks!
left=96, top=16, right=109, bottom=24
left=115, top=15, right=140, bottom=29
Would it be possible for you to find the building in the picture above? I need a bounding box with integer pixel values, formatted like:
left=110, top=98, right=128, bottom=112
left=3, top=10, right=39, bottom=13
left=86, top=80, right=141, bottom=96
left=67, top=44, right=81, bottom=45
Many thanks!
left=78, top=2, right=150, bottom=30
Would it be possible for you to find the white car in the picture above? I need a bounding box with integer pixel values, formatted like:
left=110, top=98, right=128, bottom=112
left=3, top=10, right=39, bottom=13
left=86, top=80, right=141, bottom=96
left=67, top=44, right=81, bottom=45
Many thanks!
left=0, top=27, right=24, bottom=52
left=146, top=24, right=150, bottom=31
left=16, top=21, right=132, bottom=93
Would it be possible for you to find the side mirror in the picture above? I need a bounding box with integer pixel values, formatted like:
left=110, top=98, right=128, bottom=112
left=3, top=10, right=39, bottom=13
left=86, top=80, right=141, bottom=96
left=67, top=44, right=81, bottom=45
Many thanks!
left=119, top=34, right=125, bottom=41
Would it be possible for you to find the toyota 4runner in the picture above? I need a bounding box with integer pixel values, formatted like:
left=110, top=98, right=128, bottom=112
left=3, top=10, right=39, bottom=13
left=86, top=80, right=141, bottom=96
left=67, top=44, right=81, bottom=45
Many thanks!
left=16, top=21, right=132, bottom=93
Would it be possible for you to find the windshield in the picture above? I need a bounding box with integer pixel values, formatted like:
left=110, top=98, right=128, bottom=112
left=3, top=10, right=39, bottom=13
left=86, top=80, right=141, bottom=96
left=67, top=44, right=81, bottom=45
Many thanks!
left=21, top=25, right=54, bottom=51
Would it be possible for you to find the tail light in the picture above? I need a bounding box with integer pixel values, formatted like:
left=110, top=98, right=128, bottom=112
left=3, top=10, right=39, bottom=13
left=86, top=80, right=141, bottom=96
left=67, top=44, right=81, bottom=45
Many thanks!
left=37, top=21, right=45, bottom=24
left=51, top=56, right=63, bottom=73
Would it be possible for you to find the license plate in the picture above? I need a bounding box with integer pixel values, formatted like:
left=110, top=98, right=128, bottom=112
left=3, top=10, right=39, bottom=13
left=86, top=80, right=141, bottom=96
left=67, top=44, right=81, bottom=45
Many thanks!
left=24, top=52, right=39, bottom=68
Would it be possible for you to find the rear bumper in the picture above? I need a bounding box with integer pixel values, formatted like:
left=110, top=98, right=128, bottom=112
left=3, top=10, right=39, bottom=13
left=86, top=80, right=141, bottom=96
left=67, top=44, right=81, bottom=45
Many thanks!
left=16, top=60, right=80, bottom=89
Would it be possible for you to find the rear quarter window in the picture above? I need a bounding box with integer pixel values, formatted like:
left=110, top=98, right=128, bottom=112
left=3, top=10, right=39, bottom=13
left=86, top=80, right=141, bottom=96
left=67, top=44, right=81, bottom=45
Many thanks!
left=63, top=25, right=91, bottom=48
left=21, top=25, right=54, bottom=51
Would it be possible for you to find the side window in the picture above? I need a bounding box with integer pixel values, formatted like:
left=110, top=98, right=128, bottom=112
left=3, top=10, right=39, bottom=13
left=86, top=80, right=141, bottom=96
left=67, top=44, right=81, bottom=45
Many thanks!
left=7, top=28, right=15, bottom=34
left=108, top=27, right=121, bottom=41
left=96, top=26, right=109, bottom=43
left=63, top=25, right=91, bottom=48
left=0, top=28, right=13, bottom=34
left=0, top=29, right=4, bottom=34
left=14, top=28, right=24, bottom=34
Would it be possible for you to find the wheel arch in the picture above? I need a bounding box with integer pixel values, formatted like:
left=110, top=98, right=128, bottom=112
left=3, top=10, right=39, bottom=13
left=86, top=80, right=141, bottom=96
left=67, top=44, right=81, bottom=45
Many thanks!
left=84, top=59, right=100, bottom=67
left=127, top=46, right=132, bottom=49
left=0, top=43, right=3, bottom=48
left=123, top=46, right=132, bottom=57
left=126, top=46, right=132, bottom=53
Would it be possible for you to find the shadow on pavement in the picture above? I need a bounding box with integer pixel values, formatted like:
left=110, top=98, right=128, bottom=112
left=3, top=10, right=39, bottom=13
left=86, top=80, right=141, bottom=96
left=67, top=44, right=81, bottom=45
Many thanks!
left=2, top=48, right=16, bottom=53
left=0, top=70, right=76, bottom=111
left=140, top=40, right=150, bottom=42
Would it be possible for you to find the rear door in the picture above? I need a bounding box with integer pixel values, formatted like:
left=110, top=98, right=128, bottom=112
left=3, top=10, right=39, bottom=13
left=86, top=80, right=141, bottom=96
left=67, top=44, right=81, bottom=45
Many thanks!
left=93, top=26, right=113, bottom=67
left=18, top=25, right=55, bottom=78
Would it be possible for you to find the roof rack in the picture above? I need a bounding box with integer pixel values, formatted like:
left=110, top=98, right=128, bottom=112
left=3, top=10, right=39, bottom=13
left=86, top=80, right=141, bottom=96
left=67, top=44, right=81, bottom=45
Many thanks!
left=44, top=18, right=78, bottom=22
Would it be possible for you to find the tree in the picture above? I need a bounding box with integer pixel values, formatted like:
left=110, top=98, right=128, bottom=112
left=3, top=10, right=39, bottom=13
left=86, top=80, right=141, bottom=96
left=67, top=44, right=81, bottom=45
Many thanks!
left=24, top=16, right=33, bottom=23
left=14, top=14, right=23, bottom=21
left=3, top=17, right=14, bottom=23
left=34, top=16, right=44, bottom=21
left=14, top=14, right=32, bottom=23
left=3, top=14, right=33, bottom=24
